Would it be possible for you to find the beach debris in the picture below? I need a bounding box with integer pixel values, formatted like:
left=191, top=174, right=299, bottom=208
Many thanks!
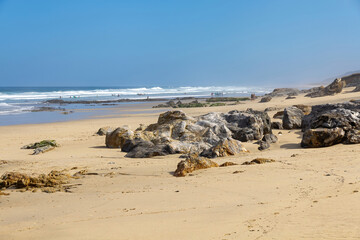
left=283, top=107, right=304, bottom=129
left=96, top=126, right=114, bottom=136
left=21, top=140, right=58, bottom=155
left=0, top=170, right=72, bottom=193
left=174, top=154, right=218, bottom=177
left=233, top=170, right=244, bottom=174
left=219, top=161, right=238, bottom=167
left=260, top=96, right=272, bottom=103
left=242, top=158, right=275, bottom=165
left=305, top=78, right=346, bottom=98
left=301, top=102, right=360, bottom=147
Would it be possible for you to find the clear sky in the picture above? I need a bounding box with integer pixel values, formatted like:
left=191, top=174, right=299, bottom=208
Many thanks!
left=0, top=0, right=360, bottom=87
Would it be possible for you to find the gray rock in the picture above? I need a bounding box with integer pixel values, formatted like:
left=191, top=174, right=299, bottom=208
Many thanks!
left=283, top=107, right=304, bottom=129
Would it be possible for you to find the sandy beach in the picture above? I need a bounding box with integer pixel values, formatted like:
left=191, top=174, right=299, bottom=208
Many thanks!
left=0, top=88, right=359, bottom=239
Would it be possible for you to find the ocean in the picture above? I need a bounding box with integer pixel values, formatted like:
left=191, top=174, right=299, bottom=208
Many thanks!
left=0, top=86, right=270, bottom=125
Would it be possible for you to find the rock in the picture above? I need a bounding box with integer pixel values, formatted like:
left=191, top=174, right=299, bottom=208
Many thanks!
left=262, top=133, right=278, bottom=143
left=219, top=162, right=238, bottom=167
left=293, top=104, right=312, bottom=115
left=305, top=78, right=346, bottom=98
left=258, top=140, right=270, bottom=151
left=258, top=133, right=278, bottom=151
left=271, top=121, right=283, bottom=129
left=171, top=121, right=187, bottom=139
left=200, top=138, right=249, bottom=158
left=273, top=111, right=284, bottom=119
left=225, top=109, right=272, bottom=141
left=286, top=96, right=296, bottom=99
left=174, top=154, right=218, bottom=177
left=105, top=127, right=134, bottom=148
left=125, top=141, right=175, bottom=158
left=0, top=160, right=8, bottom=165
left=21, top=140, right=58, bottom=155
left=0, top=170, right=71, bottom=192
left=353, top=86, right=360, bottom=92
left=266, top=88, right=300, bottom=97
left=341, top=73, right=360, bottom=87
left=283, top=107, right=304, bottom=129
left=260, top=96, right=272, bottom=103
left=242, top=158, right=275, bottom=165
left=345, top=129, right=360, bottom=144
left=96, top=126, right=113, bottom=136
left=264, top=107, right=280, bottom=112
left=157, top=110, right=195, bottom=125
left=301, top=128, right=345, bottom=148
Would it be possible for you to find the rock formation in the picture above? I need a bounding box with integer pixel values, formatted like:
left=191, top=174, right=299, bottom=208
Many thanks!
left=301, top=102, right=360, bottom=147
left=305, top=78, right=346, bottom=98
left=105, top=109, right=274, bottom=158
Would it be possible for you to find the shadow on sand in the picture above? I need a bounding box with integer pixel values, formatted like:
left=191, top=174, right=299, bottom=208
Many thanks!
left=280, top=143, right=302, bottom=149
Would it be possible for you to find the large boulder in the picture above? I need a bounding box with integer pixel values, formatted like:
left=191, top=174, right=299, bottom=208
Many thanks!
left=174, top=154, right=218, bottom=177
left=200, top=138, right=248, bottom=158
left=225, top=109, right=272, bottom=141
left=105, top=127, right=134, bottom=148
left=305, top=78, right=346, bottom=98
left=301, top=102, right=360, bottom=147
left=301, top=128, right=345, bottom=148
left=283, top=107, right=304, bottom=129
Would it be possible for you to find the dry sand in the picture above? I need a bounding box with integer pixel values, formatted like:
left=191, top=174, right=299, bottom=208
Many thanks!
left=1, top=89, right=360, bottom=239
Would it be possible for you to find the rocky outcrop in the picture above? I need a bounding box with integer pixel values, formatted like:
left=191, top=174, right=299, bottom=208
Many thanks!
left=301, top=102, right=360, bottom=147
left=273, top=111, right=284, bottom=119
left=104, top=109, right=276, bottom=158
left=293, top=104, right=312, bottom=115
left=353, top=86, right=360, bottom=92
left=174, top=154, right=218, bottom=177
left=305, top=78, right=346, bottom=98
left=283, top=107, right=304, bottom=129
left=21, top=140, right=58, bottom=155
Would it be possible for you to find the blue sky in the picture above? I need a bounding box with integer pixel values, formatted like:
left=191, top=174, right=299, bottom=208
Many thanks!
left=0, top=0, right=359, bottom=87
